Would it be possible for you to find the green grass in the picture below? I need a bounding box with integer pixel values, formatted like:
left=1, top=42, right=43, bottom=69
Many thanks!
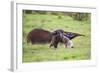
left=22, top=13, right=91, bottom=62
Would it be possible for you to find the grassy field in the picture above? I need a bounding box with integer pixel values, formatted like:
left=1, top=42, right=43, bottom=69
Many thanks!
left=22, top=12, right=91, bottom=62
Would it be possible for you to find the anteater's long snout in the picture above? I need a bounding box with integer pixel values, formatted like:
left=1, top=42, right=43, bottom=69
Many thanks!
left=77, top=34, right=85, bottom=36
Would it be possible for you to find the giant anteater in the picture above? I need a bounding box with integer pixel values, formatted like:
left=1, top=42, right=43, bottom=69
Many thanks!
left=27, top=28, right=84, bottom=48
